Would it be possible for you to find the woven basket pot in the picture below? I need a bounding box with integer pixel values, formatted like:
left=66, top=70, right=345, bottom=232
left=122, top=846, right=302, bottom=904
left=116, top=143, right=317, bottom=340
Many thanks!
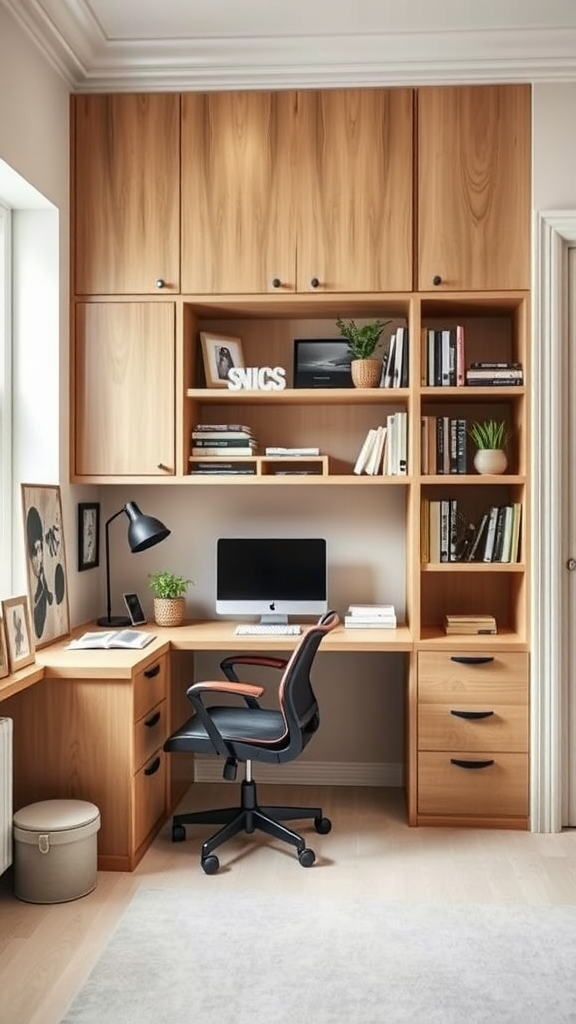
left=351, top=358, right=382, bottom=389
left=153, top=597, right=185, bottom=627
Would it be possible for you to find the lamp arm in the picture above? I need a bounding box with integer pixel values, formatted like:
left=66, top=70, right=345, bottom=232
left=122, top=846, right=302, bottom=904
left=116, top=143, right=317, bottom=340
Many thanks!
left=103, top=506, right=127, bottom=624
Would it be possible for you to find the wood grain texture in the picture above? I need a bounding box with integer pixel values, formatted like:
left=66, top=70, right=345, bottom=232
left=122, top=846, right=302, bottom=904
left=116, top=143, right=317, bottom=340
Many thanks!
left=181, top=91, right=298, bottom=294
left=417, top=751, right=528, bottom=818
left=417, top=85, right=531, bottom=291
left=74, top=94, right=180, bottom=295
left=298, top=88, right=413, bottom=292
left=74, top=302, right=175, bottom=475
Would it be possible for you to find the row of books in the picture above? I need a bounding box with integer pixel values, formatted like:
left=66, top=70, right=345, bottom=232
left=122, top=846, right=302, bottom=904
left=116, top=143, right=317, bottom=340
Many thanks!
left=353, top=412, right=408, bottom=476
left=381, top=326, right=409, bottom=388
left=421, top=416, right=467, bottom=475
left=344, top=604, right=397, bottom=628
left=422, top=325, right=465, bottom=387
left=191, top=423, right=258, bottom=457
left=466, top=362, right=524, bottom=386
left=421, top=500, right=522, bottom=563
left=444, top=614, right=497, bottom=636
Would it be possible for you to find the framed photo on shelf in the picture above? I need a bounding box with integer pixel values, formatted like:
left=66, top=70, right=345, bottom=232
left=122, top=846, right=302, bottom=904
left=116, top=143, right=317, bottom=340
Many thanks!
left=200, top=331, right=245, bottom=388
left=293, top=338, right=353, bottom=389
left=0, top=615, right=9, bottom=679
left=1, top=596, right=35, bottom=673
left=77, top=502, right=100, bottom=571
left=21, top=483, right=70, bottom=649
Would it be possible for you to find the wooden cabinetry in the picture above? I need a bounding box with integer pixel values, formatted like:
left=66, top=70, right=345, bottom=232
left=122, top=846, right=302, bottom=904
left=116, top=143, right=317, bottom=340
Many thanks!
left=416, top=651, right=529, bottom=826
left=74, top=302, right=176, bottom=478
left=73, top=93, right=180, bottom=295
left=180, top=88, right=413, bottom=294
left=417, top=85, right=531, bottom=291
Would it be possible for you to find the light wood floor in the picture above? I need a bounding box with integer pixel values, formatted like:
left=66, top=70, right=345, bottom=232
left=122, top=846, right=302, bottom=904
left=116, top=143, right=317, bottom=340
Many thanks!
left=2, top=783, right=576, bottom=1024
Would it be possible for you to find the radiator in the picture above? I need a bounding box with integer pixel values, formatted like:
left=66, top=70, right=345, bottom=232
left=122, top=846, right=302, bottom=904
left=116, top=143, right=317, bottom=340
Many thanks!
left=0, top=718, right=13, bottom=875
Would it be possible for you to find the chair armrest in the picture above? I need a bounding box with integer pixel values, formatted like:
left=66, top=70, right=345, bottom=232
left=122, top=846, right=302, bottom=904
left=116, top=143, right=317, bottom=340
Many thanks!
left=186, top=680, right=265, bottom=757
left=220, top=655, right=287, bottom=682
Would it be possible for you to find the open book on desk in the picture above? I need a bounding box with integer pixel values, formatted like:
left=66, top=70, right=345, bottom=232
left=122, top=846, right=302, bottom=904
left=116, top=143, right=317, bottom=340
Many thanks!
left=67, top=629, right=155, bottom=651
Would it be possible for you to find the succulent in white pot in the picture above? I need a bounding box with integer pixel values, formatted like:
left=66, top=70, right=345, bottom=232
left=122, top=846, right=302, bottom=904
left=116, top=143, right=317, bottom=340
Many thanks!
left=468, top=420, right=510, bottom=475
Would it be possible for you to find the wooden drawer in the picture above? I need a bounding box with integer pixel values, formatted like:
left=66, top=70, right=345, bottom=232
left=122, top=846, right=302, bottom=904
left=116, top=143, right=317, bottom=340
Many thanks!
left=134, top=749, right=167, bottom=851
left=418, top=703, right=528, bottom=752
left=134, top=699, right=167, bottom=773
left=418, top=651, right=528, bottom=704
left=133, top=656, right=167, bottom=721
left=418, top=751, right=528, bottom=817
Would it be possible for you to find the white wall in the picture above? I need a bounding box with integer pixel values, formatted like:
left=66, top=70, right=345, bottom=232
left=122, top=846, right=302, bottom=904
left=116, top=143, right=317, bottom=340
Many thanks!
left=532, top=84, right=576, bottom=211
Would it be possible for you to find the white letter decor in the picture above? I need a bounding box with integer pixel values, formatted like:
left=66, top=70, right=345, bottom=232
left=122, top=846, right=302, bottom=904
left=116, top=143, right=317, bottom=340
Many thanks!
left=227, top=367, right=286, bottom=391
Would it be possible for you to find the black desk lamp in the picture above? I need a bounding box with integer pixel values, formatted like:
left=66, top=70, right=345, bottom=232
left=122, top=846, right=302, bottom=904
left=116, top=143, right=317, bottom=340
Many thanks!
left=97, top=501, right=171, bottom=627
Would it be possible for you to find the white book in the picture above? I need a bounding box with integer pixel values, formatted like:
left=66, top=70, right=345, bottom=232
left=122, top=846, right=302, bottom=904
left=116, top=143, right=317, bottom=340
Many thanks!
left=383, top=332, right=396, bottom=388
left=397, top=411, right=408, bottom=475
left=344, top=617, right=397, bottom=629
left=353, top=428, right=377, bottom=475
left=67, top=629, right=155, bottom=651
left=392, top=327, right=404, bottom=388
left=348, top=604, right=396, bottom=616
left=482, top=506, right=500, bottom=562
left=365, top=425, right=386, bottom=475
left=265, top=447, right=320, bottom=456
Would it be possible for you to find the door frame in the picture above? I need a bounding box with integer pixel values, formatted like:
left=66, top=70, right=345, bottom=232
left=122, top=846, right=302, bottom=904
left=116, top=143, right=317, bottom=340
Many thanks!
left=532, top=210, right=576, bottom=831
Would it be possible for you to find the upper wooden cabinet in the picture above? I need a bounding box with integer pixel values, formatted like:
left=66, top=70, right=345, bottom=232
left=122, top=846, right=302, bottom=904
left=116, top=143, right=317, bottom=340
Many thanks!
left=74, top=302, right=176, bottom=477
left=417, top=85, right=531, bottom=292
left=73, top=94, right=180, bottom=295
left=180, top=88, right=413, bottom=294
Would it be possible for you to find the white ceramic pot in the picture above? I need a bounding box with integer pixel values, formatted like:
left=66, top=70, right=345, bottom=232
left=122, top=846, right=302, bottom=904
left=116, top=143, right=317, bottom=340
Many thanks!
left=473, top=448, right=508, bottom=475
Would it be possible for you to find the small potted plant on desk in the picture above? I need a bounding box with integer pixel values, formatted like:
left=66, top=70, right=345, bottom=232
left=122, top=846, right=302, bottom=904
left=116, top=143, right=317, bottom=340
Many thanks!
left=335, top=317, right=391, bottom=388
left=148, top=571, right=192, bottom=627
left=468, top=419, right=510, bottom=475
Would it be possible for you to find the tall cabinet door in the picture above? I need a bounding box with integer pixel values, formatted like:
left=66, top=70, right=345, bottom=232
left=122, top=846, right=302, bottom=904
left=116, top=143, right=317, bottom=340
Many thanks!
left=297, top=88, right=414, bottom=293
left=73, top=94, right=180, bottom=295
left=74, top=303, right=175, bottom=477
left=180, top=91, right=298, bottom=294
left=417, top=85, right=531, bottom=292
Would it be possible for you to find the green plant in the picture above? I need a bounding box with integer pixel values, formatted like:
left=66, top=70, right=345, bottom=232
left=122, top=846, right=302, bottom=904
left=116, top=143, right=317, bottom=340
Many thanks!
left=335, top=317, right=391, bottom=360
left=468, top=419, right=510, bottom=450
left=148, top=571, right=192, bottom=599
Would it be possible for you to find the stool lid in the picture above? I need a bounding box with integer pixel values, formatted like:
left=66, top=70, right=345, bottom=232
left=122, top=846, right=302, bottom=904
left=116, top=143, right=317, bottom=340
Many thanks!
left=13, top=799, right=100, bottom=832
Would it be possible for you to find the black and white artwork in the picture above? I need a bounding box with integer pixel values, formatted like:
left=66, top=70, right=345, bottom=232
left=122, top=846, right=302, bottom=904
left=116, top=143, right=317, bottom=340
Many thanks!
left=78, top=502, right=100, bottom=571
left=1, top=595, right=34, bottom=672
left=21, top=484, right=70, bottom=648
left=200, top=331, right=245, bottom=388
left=293, top=339, right=354, bottom=388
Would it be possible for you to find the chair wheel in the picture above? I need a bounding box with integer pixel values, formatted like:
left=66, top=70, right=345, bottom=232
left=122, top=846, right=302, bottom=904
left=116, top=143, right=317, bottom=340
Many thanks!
left=172, top=824, right=186, bottom=842
left=202, top=854, right=220, bottom=875
left=314, top=816, right=332, bottom=835
left=298, top=847, right=316, bottom=868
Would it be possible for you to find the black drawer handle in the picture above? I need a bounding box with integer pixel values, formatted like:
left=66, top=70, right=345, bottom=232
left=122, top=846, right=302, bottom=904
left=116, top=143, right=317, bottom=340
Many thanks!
left=144, top=756, right=161, bottom=776
left=144, top=664, right=161, bottom=679
left=450, top=758, right=495, bottom=770
left=145, top=711, right=161, bottom=728
left=450, top=710, right=494, bottom=720
left=450, top=656, right=494, bottom=665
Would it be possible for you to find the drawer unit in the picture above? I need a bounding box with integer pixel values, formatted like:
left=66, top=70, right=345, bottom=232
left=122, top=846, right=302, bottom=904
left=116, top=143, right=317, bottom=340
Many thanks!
left=416, top=650, right=529, bottom=827
left=134, top=700, right=167, bottom=772
left=134, top=749, right=167, bottom=852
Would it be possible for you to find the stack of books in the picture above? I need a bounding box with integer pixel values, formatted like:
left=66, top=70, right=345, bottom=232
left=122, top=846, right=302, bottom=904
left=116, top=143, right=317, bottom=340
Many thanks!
left=191, top=423, right=258, bottom=458
left=465, top=362, right=524, bottom=386
left=444, top=614, right=497, bottom=635
left=381, top=326, right=409, bottom=388
left=344, top=604, right=397, bottom=628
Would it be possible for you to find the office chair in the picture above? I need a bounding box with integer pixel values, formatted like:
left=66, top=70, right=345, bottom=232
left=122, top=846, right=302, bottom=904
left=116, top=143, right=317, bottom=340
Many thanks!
left=164, top=609, right=339, bottom=873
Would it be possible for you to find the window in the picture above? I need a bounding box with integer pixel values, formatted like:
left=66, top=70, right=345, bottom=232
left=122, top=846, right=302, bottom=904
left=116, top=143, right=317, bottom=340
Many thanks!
left=0, top=203, right=12, bottom=596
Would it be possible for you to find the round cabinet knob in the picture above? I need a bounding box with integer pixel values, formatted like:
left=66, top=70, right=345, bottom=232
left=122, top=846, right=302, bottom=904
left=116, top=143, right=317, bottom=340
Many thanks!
left=155, top=278, right=166, bottom=289
left=567, top=557, right=576, bottom=572
left=432, top=275, right=442, bottom=287
left=271, top=278, right=281, bottom=289
left=310, top=277, right=320, bottom=289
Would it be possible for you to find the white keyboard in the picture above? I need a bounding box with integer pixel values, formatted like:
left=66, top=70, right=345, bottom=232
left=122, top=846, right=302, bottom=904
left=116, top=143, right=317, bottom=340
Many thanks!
left=235, top=624, right=302, bottom=636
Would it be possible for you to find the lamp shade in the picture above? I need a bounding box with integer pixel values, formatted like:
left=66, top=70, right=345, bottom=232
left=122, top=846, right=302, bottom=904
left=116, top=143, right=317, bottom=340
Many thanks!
left=125, top=501, right=171, bottom=553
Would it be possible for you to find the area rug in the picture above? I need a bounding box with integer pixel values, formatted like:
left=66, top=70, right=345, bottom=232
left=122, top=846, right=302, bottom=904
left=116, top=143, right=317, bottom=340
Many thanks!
left=59, top=889, right=576, bottom=1024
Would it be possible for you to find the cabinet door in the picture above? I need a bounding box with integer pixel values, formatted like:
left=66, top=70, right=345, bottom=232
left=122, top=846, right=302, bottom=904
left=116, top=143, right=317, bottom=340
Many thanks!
left=181, top=91, right=297, bottom=294
left=417, top=85, right=530, bottom=291
left=74, top=302, right=175, bottom=477
left=297, top=88, right=413, bottom=293
left=74, top=94, right=180, bottom=295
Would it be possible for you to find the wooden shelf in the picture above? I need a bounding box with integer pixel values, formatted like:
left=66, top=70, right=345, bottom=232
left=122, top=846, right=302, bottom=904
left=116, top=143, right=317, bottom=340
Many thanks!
left=186, top=387, right=410, bottom=406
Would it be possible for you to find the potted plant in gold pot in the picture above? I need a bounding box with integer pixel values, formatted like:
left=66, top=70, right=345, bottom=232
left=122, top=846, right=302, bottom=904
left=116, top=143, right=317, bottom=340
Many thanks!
left=148, top=571, right=192, bottom=627
left=335, top=316, right=391, bottom=388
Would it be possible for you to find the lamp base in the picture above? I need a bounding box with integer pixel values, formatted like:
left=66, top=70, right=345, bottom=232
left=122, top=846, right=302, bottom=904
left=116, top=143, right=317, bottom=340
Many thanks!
left=96, top=615, right=131, bottom=628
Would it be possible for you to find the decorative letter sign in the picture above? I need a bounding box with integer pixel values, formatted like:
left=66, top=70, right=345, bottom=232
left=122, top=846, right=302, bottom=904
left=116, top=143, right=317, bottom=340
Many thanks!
left=227, top=367, right=287, bottom=391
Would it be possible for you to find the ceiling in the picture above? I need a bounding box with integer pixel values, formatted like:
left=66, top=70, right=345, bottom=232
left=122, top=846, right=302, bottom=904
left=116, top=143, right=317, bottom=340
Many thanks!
left=2, top=0, right=576, bottom=91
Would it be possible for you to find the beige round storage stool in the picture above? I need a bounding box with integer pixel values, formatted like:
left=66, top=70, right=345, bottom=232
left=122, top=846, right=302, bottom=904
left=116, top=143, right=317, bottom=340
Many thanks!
left=13, top=799, right=100, bottom=904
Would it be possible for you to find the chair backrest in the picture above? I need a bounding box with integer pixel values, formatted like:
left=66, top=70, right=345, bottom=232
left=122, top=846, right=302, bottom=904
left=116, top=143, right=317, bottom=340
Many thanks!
left=274, top=609, right=339, bottom=761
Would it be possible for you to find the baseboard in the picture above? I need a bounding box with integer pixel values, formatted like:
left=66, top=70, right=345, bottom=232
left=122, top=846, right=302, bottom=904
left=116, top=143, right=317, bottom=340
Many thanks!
left=193, top=759, right=403, bottom=787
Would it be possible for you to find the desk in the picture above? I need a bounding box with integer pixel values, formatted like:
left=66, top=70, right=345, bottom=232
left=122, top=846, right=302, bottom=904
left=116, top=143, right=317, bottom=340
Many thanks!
left=1, top=621, right=413, bottom=870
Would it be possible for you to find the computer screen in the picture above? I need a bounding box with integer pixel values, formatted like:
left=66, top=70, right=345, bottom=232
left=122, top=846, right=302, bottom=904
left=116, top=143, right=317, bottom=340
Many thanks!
left=216, top=538, right=327, bottom=623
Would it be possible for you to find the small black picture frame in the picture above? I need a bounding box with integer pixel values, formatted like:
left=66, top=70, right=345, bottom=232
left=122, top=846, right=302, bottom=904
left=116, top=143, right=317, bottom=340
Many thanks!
left=293, top=338, right=353, bottom=389
left=78, top=502, right=100, bottom=571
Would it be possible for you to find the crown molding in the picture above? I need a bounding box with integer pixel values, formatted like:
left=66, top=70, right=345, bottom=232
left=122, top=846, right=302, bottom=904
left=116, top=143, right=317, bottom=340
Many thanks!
left=3, top=0, right=576, bottom=90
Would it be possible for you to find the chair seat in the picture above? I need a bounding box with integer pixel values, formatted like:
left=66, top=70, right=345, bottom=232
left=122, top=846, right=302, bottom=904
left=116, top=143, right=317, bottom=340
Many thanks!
left=164, top=706, right=286, bottom=755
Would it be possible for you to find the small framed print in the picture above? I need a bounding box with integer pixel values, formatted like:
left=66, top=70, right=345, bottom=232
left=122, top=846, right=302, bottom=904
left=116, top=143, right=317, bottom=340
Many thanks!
left=78, top=502, right=100, bottom=571
left=0, top=615, right=9, bottom=680
left=200, top=331, right=245, bottom=388
left=1, top=596, right=35, bottom=673
left=293, top=339, right=354, bottom=389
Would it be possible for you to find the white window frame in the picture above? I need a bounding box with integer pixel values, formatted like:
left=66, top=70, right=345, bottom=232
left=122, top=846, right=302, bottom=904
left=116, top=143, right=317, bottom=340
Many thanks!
left=0, top=203, right=12, bottom=597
